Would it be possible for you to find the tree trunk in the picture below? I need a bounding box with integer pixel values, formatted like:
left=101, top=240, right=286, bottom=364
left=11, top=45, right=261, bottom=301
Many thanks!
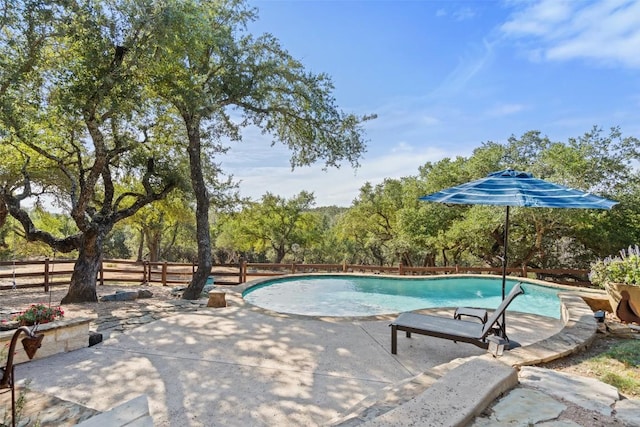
left=182, top=118, right=211, bottom=300
left=422, top=253, right=435, bottom=267
left=0, top=199, right=7, bottom=228
left=61, top=230, right=105, bottom=303
left=147, top=230, right=161, bottom=263
left=274, top=244, right=286, bottom=263
left=136, top=229, right=144, bottom=261
left=401, top=253, right=413, bottom=267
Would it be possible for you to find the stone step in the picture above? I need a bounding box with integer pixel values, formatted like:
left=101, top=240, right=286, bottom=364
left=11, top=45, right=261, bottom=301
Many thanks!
left=76, top=394, right=152, bottom=427
left=360, top=358, right=517, bottom=427
left=327, top=356, right=475, bottom=426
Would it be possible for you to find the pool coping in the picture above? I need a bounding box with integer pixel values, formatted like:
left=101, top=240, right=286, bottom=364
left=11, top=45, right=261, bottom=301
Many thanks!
left=224, top=274, right=600, bottom=425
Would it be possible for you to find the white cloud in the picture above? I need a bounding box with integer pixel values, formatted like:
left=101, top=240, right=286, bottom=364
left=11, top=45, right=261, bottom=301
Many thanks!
left=216, top=95, right=460, bottom=207
left=501, top=0, right=572, bottom=36
left=390, top=141, right=413, bottom=153
left=228, top=144, right=448, bottom=206
left=435, top=6, right=476, bottom=21
left=501, top=0, right=640, bottom=68
left=432, top=39, right=496, bottom=97
left=453, top=7, right=476, bottom=22
left=486, top=103, right=527, bottom=117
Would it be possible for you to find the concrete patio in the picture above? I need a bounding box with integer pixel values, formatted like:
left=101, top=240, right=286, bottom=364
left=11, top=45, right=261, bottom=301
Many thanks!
left=13, top=289, right=573, bottom=426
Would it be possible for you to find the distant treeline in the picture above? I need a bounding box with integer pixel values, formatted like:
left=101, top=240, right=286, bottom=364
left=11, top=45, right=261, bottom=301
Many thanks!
left=3, top=127, right=639, bottom=274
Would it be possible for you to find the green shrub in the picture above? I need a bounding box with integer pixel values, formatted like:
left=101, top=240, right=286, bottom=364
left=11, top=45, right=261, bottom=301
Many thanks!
left=589, top=245, right=640, bottom=288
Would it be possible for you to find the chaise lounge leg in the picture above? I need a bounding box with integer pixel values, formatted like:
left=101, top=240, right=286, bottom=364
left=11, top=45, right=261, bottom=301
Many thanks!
left=391, top=325, right=397, bottom=354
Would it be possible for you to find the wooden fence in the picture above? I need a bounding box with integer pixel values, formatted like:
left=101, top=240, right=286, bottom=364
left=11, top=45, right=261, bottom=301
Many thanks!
left=0, top=258, right=592, bottom=292
left=0, top=259, right=245, bottom=291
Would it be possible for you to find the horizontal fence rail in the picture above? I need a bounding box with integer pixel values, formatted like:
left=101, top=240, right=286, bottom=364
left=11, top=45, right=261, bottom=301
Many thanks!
left=0, top=258, right=593, bottom=293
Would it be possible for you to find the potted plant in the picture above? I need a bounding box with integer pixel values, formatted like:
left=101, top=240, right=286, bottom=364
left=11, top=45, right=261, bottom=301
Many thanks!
left=590, top=245, right=640, bottom=312
left=12, top=303, right=64, bottom=326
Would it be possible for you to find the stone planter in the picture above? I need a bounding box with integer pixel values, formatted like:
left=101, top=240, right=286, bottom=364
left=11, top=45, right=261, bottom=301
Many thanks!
left=604, top=282, right=640, bottom=313
left=0, top=317, right=92, bottom=365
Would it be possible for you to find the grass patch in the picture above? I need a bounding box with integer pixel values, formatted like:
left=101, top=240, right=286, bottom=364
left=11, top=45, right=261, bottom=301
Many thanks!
left=582, top=339, right=640, bottom=397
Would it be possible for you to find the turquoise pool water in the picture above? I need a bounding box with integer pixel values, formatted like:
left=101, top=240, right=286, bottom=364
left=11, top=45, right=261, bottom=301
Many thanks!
left=242, top=275, right=562, bottom=318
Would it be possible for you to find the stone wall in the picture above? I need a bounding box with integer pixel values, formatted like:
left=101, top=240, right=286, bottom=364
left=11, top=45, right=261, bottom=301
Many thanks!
left=0, top=317, right=92, bottom=365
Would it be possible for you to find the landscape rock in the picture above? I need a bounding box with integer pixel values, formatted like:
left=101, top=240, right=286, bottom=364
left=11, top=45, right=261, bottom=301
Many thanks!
left=137, top=289, right=153, bottom=299
left=171, top=286, right=186, bottom=296
left=100, top=291, right=139, bottom=302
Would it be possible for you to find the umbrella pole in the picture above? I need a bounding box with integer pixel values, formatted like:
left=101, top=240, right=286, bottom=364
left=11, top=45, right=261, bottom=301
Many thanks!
left=500, top=206, right=510, bottom=339
left=501, top=206, right=509, bottom=300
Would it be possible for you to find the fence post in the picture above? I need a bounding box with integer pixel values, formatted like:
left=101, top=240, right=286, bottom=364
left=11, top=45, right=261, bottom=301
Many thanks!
left=342, top=261, right=347, bottom=273
left=522, top=265, right=527, bottom=277
left=162, top=262, right=167, bottom=286
left=238, top=257, right=245, bottom=283
left=44, top=257, right=50, bottom=292
left=399, top=263, right=404, bottom=276
left=291, top=263, right=296, bottom=274
left=99, top=257, right=104, bottom=286
left=455, top=264, right=459, bottom=274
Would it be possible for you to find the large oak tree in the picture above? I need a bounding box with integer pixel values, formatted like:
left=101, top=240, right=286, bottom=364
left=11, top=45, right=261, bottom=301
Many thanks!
left=148, top=0, right=372, bottom=299
left=0, top=1, right=186, bottom=302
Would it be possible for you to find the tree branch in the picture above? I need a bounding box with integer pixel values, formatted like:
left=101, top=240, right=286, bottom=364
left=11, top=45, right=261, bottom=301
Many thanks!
left=1, top=193, right=80, bottom=253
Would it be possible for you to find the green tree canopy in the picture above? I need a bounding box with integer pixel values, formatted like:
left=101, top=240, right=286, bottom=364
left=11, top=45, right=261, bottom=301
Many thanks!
left=217, top=191, right=320, bottom=263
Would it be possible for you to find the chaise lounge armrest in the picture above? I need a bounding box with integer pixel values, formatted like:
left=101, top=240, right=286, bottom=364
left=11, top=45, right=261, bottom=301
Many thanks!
left=453, top=307, right=488, bottom=324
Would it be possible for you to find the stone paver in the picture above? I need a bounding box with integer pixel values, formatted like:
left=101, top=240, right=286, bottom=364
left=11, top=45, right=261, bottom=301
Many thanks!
left=90, top=299, right=206, bottom=338
left=614, top=398, right=640, bottom=427
left=0, top=384, right=99, bottom=427
left=537, top=421, right=582, bottom=427
left=473, top=368, right=632, bottom=427
left=472, top=388, right=567, bottom=426
left=519, top=366, right=619, bottom=416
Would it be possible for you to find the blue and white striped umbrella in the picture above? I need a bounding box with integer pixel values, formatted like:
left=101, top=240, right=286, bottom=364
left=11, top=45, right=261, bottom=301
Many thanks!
left=419, top=169, right=617, bottom=338
left=419, top=169, right=618, bottom=209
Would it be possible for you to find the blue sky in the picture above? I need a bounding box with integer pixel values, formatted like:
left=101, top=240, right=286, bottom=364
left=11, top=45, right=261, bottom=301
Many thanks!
left=221, top=0, right=640, bottom=207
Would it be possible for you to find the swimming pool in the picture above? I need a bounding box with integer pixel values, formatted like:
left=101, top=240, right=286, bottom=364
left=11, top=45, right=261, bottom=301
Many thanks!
left=242, top=275, right=562, bottom=318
